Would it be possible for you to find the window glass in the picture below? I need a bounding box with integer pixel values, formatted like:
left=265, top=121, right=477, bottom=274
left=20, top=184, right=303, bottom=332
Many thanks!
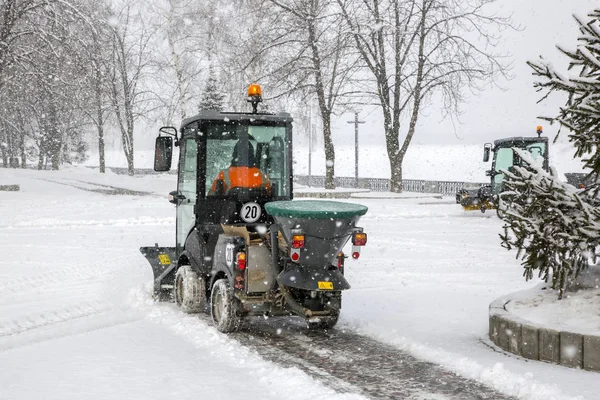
left=179, top=138, right=197, bottom=202
left=202, top=121, right=290, bottom=197
left=206, top=139, right=238, bottom=193
left=493, top=147, right=513, bottom=185
left=525, top=142, right=546, bottom=165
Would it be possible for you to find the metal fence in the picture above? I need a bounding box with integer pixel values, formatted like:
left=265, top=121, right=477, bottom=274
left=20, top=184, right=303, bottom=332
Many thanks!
left=295, top=175, right=487, bottom=196
left=85, top=167, right=485, bottom=196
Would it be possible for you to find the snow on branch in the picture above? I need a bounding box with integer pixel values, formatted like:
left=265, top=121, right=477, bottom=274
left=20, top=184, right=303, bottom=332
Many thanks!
left=499, top=149, right=600, bottom=299
left=527, top=9, right=600, bottom=178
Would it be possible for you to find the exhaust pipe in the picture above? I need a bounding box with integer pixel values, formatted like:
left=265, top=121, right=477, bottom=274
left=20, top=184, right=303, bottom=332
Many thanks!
left=280, top=285, right=330, bottom=318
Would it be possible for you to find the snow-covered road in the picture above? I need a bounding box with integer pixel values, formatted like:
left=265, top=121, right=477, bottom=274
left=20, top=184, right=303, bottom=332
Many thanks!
left=0, top=168, right=598, bottom=400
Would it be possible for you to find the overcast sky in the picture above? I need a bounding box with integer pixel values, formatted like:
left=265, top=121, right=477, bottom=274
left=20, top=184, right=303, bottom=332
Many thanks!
left=329, top=0, right=598, bottom=147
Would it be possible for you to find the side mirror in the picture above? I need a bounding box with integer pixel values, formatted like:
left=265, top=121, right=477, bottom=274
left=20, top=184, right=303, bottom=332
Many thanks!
left=154, top=136, right=173, bottom=172
left=483, top=143, right=492, bottom=162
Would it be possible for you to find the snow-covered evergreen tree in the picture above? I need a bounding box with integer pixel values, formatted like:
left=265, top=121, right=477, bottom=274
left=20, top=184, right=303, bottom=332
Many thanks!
left=527, top=9, right=600, bottom=178
left=499, top=150, right=600, bottom=299
left=199, top=68, right=225, bottom=111
left=501, top=9, right=600, bottom=298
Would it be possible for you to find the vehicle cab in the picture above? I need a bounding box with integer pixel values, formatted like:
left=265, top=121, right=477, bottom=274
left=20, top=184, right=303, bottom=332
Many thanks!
left=483, top=128, right=549, bottom=196
left=154, top=88, right=293, bottom=260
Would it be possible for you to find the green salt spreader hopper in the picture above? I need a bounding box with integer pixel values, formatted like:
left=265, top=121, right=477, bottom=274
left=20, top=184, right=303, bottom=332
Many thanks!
left=265, top=200, right=368, bottom=291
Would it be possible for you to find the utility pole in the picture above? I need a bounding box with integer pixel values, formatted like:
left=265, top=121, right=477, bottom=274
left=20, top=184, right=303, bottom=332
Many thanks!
left=347, top=112, right=365, bottom=188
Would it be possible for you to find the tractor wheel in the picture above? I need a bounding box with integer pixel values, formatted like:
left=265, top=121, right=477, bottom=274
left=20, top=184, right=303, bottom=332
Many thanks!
left=174, top=265, right=205, bottom=314
left=307, top=313, right=340, bottom=330
left=210, top=279, right=243, bottom=333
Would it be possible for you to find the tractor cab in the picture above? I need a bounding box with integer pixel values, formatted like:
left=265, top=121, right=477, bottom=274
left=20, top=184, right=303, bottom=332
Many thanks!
left=483, top=127, right=549, bottom=196
left=154, top=85, right=293, bottom=255
left=458, top=126, right=550, bottom=215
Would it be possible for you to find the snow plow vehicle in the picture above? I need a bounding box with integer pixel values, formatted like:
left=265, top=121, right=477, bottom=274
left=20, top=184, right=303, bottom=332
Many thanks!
left=458, top=126, right=549, bottom=216
left=140, top=84, right=368, bottom=332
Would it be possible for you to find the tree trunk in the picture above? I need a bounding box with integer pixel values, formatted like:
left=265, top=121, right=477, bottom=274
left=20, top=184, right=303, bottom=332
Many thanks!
left=126, top=148, right=134, bottom=176
left=393, top=6, right=426, bottom=192
left=38, top=137, right=45, bottom=170
left=306, top=5, right=335, bottom=190
left=0, top=127, right=6, bottom=167
left=94, top=58, right=106, bottom=174
left=20, top=136, right=26, bottom=168
left=98, top=125, right=105, bottom=173
left=389, top=152, right=403, bottom=192
left=97, top=130, right=105, bottom=173
left=322, top=112, right=335, bottom=189
left=125, top=114, right=134, bottom=175
left=47, top=102, right=61, bottom=170
left=382, top=92, right=401, bottom=192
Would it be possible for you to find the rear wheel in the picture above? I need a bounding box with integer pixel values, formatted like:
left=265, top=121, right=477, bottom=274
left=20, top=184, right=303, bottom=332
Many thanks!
left=174, top=265, right=205, bottom=313
left=211, top=279, right=243, bottom=333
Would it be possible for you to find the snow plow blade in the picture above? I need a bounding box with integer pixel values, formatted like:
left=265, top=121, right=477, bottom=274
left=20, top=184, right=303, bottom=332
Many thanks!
left=139, top=246, right=177, bottom=300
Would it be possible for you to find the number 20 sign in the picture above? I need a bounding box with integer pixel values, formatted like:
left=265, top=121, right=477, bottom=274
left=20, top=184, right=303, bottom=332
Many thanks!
left=240, top=202, right=261, bottom=223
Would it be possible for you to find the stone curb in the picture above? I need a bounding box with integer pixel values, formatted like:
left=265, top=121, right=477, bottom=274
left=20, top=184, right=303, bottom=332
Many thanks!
left=0, top=184, right=20, bottom=191
left=489, top=292, right=600, bottom=372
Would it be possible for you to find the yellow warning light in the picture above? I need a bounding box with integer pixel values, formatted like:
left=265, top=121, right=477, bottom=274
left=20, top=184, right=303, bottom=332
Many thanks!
left=248, top=84, right=262, bottom=98
left=247, top=83, right=262, bottom=113
left=536, top=125, right=543, bottom=133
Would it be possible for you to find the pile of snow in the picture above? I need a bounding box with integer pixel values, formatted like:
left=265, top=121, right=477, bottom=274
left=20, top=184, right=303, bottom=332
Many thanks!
left=507, top=268, right=600, bottom=335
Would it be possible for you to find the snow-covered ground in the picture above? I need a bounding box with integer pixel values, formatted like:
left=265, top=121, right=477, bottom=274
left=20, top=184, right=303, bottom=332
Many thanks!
left=507, top=284, right=600, bottom=336
left=1, top=167, right=599, bottom=400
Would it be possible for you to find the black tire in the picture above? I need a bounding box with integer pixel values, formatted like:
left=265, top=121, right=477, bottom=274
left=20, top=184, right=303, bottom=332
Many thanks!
left=307, top=313, right=339, bottom=330
left=174, top=265, right=205, bottom=314
left=210, top=279, right=243, bottom=333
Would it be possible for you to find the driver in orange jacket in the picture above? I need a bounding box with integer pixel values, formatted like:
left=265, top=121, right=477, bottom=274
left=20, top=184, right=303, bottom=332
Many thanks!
left=209, top=140, right=271, bottom=196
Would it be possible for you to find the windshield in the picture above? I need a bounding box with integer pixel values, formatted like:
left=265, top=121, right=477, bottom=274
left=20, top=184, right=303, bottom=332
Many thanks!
left=492, top=141, right=547, bottom=193
left=201, top=120, right=290, bottom=198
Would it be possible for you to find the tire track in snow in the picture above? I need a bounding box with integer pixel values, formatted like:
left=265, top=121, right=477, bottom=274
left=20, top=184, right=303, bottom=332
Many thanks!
left=133, top=294, right=513, bottom=400
left=39, top=178, right=158, bottom=197
left=0, top=255, right=145, bottom=299
left=232, top=319, right=515, bottom=400
left=0, top=255, right=149, bottom=349
left=0, top=300, right=112, bottom=337
left=0, top=216, right=173, bottom=229
left=0, top=306, right=141, bottom=353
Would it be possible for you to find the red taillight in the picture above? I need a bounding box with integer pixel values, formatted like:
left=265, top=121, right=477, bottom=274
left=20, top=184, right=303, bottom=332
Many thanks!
left=291, top=251, right=300, bottom=262
left=292, top=234, right=305, bottom=249
left=236, top=252, right=246, bottom=270
left=352, top=232, right=367, bottom=246
left=580, top=183, right=585, bottom=189
left=337, top=252, right=345, bottom=268
left=352, top=251, right=360, bottom=259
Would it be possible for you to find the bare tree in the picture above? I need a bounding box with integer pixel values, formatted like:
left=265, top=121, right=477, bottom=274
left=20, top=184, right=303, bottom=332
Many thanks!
left=108, top=3, right=154, bottom=176
left=215, top=0, right=278, bottom=111
left=338, top=0, right=513, bottom=191
left=266, top=0, right=361, bottom=188
left=147, top=0, right=208, bottom=123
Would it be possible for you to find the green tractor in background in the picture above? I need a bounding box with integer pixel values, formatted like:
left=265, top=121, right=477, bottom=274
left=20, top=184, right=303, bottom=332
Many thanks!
left=457, top=126, right=549, bottom=216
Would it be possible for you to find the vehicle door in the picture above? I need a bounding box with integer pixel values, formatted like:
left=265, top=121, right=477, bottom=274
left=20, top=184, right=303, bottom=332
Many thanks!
left=177, top=137, right=198, bottom=252
left=492, top=147, right=513, bottom=194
